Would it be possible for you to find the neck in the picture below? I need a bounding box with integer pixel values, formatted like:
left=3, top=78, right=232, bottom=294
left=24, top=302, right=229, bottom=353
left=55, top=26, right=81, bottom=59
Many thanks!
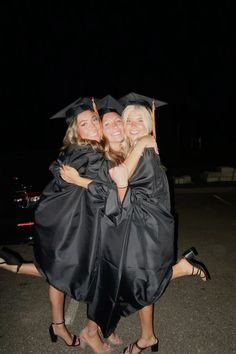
left=130, top=139, right=137, bottom=147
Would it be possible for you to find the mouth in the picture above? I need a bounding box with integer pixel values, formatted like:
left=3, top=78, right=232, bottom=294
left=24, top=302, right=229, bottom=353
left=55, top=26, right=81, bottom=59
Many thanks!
left=112, top=131, right=121, bottom=136
left=129, top=129, right=139, bottom=135
left=89, top=132, right=99, bottom=138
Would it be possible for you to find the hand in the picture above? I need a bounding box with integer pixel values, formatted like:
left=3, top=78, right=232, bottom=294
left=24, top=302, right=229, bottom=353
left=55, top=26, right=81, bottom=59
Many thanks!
left=59, top=165, right=81, bottom=184
left=109, top=163, right=128, bottom=188
left=136, top=135, right=159, bottom=154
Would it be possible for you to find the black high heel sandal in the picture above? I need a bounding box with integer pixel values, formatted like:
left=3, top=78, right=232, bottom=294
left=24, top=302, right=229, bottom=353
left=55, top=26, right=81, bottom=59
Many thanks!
left=49, top=321, right=80, bottom=347
left=123, top=337, right=159, bottom=353
left=182, top=247, right=211, bottom=281
left=0, top=247, right=24, bottom=273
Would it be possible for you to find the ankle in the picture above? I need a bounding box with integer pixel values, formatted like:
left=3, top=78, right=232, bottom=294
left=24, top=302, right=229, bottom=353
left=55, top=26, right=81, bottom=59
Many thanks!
left=86, top=326, right=99, bottom=337
left=172, top=259, right=189, bottom=279
left=139, top=335, right=157, bottom=343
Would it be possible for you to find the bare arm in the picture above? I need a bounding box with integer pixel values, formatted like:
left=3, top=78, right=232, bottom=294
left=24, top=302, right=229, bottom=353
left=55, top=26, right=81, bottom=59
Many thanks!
left=124, top=135, right=158, bottom=177
left=60, top=165, right=92, bottom=189
left=109, top=164, right=128, bottom=202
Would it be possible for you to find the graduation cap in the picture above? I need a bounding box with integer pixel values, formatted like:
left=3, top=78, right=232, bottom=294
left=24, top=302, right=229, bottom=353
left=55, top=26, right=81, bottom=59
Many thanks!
left=119, top=92, right=167, bottom=139
left=49, top=97, right=95, bottom=125
left=119, top=92, right=167, bottom=110
left=96, top=95, right=124, bottom=117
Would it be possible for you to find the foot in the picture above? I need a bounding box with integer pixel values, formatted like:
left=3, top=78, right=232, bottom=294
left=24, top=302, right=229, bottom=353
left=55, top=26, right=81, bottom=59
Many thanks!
left=0, top=247, right=23, bottom=272
left=0, top=263, right=19, bottom=273
left=123, top=336, right=158, bottom=354
left=177, top=258, right=207, bottom=281
left=107, top=331, right=123, bottom=345
left=80, top=327, right=111, bottom=353
left=52, top=322, right=80, bottom=346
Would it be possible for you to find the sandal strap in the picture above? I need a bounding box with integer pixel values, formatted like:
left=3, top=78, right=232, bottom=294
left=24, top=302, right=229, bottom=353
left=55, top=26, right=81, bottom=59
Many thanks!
left=16, top=264, right=22, bottom=273
left=71, top=334, right=79, bottom=346
left=134, top=340, right=145, bottom=351
left=52, top=320, right=65, bottom=325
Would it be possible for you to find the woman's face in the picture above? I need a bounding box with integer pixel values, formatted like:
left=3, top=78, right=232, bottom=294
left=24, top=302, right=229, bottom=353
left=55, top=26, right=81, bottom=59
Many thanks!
left=124, top=108, right=148, bottom=143
left=102, top=112, right=125, bottom=144
left=76, top=110, right=102, bottom=141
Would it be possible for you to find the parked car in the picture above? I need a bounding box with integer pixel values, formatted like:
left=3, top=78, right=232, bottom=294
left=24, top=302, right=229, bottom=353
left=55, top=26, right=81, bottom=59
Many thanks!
left=0, top=176, right=41, bottom=245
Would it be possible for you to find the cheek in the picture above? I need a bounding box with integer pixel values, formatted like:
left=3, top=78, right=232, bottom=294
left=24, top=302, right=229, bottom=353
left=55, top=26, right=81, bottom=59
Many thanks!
left=141, top=124, right=148, bottom=133
left=77, top=125, right=88, bottom=139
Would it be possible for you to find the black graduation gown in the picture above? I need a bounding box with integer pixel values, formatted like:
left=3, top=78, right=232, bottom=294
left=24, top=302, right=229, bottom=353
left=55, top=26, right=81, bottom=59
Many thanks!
left=87, top=148, right=175, bottom=337
left=33, top=144, right=115, bottom=301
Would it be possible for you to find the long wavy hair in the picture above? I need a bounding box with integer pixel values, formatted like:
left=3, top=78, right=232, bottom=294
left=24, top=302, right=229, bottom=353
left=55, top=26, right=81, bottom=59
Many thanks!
left=61, top=111, right=104, bottom=153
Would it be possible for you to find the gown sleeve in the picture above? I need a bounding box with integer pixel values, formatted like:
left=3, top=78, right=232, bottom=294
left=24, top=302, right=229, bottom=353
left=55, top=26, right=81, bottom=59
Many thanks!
left=50, top=144, right=89, bottom=179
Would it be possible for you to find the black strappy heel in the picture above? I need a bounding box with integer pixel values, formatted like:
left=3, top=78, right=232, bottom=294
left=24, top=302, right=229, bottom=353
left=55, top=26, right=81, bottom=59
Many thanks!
left=49, top=321, right=80, bottom=347
left=182, top=247, right=211, bottom=281
left=0, top=247, right=24, bottom=273
left=123, top=337, right=159, bottom=353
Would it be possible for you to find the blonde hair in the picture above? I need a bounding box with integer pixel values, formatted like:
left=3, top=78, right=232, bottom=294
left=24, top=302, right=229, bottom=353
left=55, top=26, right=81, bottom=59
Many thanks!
left=122, top=104, right=153, bottom=134
left=61, top=112, right=103, bottom=152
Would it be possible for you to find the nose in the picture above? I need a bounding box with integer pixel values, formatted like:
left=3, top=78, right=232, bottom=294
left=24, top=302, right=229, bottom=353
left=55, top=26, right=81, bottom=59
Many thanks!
left=112, top=122, right=119, bottom=128
left=130, top=121, right=137, bottom=127
left=90, top=121, right=98, bottom=130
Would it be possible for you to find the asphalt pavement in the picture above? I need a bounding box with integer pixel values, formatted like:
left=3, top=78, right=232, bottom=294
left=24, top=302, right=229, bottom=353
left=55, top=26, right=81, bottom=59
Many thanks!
left=0, top=187, right=235, bottom=354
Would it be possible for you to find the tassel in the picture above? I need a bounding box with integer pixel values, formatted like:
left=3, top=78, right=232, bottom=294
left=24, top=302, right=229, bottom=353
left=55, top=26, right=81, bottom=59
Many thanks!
left=91, top=97, right=98, bottom=115
left=151, top=100, right=156, bottom=140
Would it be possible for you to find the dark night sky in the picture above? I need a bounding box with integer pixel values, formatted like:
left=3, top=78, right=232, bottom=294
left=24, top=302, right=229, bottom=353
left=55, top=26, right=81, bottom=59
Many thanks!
left=0, top=1, right=235, bottom=181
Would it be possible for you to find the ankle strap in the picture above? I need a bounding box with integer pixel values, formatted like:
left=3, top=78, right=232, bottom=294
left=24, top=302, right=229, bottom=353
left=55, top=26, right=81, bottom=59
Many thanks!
left=52, top=320, right=65, bottom=325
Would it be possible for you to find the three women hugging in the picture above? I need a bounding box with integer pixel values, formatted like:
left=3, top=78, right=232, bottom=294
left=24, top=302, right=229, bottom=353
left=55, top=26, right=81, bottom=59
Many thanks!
left=0, top=93, right=210, bottom=354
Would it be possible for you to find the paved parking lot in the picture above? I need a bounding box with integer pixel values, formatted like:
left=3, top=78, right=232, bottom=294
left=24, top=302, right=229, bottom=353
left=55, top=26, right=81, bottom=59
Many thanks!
left=0, top=188, right=235, bottom=353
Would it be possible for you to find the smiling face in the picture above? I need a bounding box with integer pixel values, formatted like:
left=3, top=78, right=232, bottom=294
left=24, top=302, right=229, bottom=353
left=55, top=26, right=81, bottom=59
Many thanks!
left=76, top=110, right=102, bottom=142
left=102, top=112, right=125, bottom=144
left=124, top=107, right=149, bottom=143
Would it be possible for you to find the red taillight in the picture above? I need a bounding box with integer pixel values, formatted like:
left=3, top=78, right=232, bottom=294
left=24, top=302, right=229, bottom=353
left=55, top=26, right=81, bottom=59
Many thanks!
left=16, top=222, right=35, bottom=227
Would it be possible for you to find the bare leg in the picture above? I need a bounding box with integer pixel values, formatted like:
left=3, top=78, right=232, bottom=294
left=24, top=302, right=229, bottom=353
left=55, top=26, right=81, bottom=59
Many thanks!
left=81, top=319, right=111, bottom=353
left=124, top=304, right=158, bottom=354
left=48, top=285, right=80, bottom=346
left=0, top=262, right=41, bottom=276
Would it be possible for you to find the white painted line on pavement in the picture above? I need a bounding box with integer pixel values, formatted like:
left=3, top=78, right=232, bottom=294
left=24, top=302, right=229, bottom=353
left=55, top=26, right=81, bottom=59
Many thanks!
left=65, top=298, right=80, bottom=325
left=213, top=194, right=233, bottom=206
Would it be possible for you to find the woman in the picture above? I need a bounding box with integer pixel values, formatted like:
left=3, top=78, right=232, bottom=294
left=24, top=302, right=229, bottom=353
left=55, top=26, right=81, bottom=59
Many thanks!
left=110, top=98, right=210, bottom=353
left=0, top=98, right=109, bottom=351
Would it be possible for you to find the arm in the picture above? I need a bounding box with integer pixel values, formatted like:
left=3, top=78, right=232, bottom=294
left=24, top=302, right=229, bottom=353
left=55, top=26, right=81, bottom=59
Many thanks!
left=109, top=164, right=128, bottom=202
left=60, top=165, right=92, bottom=189
left=124, top=135, right=158, bottom=177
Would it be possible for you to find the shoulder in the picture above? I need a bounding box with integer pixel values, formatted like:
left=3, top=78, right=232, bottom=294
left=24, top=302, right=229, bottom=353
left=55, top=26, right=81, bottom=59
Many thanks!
left=65, top=144, right=93, bottom=154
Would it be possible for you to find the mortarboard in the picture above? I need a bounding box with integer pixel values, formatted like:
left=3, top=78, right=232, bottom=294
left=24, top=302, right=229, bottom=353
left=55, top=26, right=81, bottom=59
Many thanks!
left=119, top=92, right=167, bottom=139
left=118, top=92, right=167, bottom=109
left=49, top=97, right=94, bottom=125
left=96, top=95, right=124, bottom=117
